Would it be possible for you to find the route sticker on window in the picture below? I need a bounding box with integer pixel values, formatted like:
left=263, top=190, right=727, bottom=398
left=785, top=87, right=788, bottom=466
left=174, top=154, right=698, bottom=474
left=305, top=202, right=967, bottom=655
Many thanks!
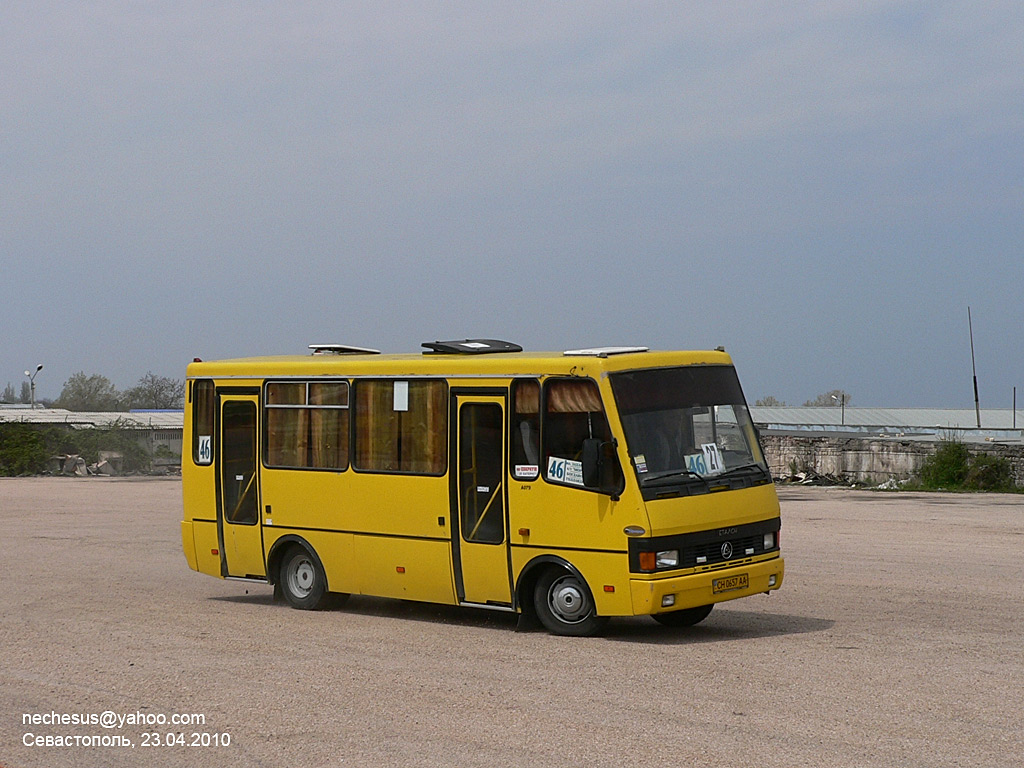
left=548, top=456, right=584, bottom=486
left=701, top=443, right=724, bottom=474
left=197, top=435, right=212, bottom=465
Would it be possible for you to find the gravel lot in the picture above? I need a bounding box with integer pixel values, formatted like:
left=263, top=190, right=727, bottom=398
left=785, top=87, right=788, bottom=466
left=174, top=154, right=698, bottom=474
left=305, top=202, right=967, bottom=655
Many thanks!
left=1, top=478, right=1022, bottom=768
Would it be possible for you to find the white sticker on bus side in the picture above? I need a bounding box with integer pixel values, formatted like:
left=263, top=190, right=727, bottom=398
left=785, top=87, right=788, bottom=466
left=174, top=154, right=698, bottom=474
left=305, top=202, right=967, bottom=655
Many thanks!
left=547, top=456, right=584, bottom=486
left=393, top=381, right=409, bottom=412
left=197, top=435, right=212, bottom=465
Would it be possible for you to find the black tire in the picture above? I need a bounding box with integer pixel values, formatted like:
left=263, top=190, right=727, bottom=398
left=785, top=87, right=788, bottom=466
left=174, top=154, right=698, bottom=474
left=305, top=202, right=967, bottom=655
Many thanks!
left=533, top=567, right=608, bottom=637
left=651, top=603, right=714, bottom=627
left=279, top=546, right=338, bottom=610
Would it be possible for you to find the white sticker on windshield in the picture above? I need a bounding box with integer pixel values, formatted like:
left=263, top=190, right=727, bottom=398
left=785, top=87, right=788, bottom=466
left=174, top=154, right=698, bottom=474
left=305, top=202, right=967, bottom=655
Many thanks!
left=701, top=443, right=724, bottom=475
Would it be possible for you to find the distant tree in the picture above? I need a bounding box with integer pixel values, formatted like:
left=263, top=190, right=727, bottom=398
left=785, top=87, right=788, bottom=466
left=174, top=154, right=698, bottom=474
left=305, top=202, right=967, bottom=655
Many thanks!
left=123, top=372, right=184, bottom=410
left=755, top=396, right=787, bottom=407
left=56, top=373, right=122, bottom=412
left=2, top=382, right=15, bottom=403
left=20, top=381, right=31, bottom=404
left=803, top=390, right=851, bottom=407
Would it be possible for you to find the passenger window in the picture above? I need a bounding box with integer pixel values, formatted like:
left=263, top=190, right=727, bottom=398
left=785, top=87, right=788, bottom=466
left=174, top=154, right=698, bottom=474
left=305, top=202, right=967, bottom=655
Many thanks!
left=353, top=380, right=447, bottom=475
left=510, top=380, right=540, bottom=480
left=192, top=380, right=215, bottom=465
left=265, top=381, right=349, bottom=470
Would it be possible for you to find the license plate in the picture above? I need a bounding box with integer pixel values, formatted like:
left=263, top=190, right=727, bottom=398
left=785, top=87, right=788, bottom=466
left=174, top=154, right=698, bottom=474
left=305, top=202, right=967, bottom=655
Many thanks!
left=713, top=573, right=749, bottom=594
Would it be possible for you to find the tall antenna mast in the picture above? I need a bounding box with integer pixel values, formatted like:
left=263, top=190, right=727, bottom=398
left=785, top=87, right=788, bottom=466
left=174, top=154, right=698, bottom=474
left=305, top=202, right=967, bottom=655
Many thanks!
left=969, top=306, right=981, bottom=428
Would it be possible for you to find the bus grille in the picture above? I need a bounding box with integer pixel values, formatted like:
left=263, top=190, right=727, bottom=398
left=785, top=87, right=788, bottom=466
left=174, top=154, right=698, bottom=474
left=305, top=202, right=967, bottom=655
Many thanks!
left=690, top=534, right=763, bottom=567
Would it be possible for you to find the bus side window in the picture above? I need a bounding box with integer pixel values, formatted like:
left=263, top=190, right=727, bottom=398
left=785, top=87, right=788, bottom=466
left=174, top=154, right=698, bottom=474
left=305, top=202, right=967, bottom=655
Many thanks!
left=542, top=379, right=621, bottom=489
left=192, top=380, right=215, bottom=465
left=353, top=380, right=447, bottom=475
left=265, top=381, right=349, bottom=470
left=511, top=380, right=540, bottom=479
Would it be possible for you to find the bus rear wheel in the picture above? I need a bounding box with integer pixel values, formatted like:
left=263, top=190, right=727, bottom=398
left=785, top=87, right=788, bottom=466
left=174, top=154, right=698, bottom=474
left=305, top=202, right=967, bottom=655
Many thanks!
left=534, top=568, right=607, bottom=637
left=279, top=546, right=337, bottom=610
left=651, top=603, right=714, bottom=627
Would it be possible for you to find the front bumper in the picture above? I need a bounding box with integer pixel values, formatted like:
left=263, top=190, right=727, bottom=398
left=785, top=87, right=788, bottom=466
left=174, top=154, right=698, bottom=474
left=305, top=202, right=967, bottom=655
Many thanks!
left=629, top=556, right=784, bottom=615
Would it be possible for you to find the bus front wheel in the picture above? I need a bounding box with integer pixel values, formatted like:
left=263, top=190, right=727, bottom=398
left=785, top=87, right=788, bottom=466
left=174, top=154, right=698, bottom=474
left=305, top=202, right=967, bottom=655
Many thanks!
left=651, top=603, right=714, bottom=627
left=533, top=568, right=607, bottom=637
left=279, top=546, right=334, bottom=610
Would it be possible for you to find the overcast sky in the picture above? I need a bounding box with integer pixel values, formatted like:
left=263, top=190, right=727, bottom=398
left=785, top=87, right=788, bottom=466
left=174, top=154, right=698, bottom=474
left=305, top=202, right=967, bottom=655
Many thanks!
left=3, top=2, right=1022, bottom=407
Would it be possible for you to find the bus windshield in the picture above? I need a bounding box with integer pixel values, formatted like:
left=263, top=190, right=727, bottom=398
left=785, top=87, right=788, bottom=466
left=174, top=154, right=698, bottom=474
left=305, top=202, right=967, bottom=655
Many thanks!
left=609, top=365, right=768, bottom=487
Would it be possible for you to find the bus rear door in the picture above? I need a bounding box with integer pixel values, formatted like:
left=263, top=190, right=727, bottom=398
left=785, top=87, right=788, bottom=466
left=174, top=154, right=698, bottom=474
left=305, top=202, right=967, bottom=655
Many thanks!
left=217, top=393, right=266, bottom=579
left=452, top=392, right=513, bottom=606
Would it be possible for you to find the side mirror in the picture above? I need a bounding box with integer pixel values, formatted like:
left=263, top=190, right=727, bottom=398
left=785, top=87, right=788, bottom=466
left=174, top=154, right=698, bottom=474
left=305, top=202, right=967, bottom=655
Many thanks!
left=582, top=438, right=602, bottom=488
left=582, top=438, right=622, bottom=500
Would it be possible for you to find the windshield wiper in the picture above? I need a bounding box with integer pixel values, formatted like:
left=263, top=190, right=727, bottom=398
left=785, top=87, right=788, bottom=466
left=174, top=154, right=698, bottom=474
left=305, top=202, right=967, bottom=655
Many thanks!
left=715, top=463, right=770, bottom=479
left=640, top=469, right=710, bottom=489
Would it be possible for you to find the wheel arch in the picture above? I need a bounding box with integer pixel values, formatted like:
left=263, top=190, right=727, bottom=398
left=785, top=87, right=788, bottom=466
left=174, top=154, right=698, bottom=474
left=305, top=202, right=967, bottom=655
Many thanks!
left=515, top=555, right=591, bottom=612
left=266, top=535, right=327, bottom=589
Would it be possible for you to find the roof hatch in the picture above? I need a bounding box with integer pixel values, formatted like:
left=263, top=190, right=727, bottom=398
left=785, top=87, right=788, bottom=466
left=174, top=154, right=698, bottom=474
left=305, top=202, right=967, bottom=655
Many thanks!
left=563, top=346, right=649, bottom=358
left=309, top=344, right=382, bottom=355
left=421, top=339, right=523, bottom=355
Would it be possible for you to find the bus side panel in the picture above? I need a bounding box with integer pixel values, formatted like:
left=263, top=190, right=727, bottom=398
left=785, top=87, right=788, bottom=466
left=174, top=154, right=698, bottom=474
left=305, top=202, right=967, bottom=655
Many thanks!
left=343, top=474, right=450, bottom=539
left=508, top=482, right=638, bottom=553
left=260, top=470, right=449, bottom=541
left=192, top=520, right=222, bottom=578
left=181, top=385, right=219, bottom=573
left=264, top=528, right=358, bottom=595
left=355, top=535, right=457, bottom=604
left=260, top=470, right=343, bottom=532
left=511, top=548, right=634, bottom=617
left=181, top=521, right=198, bottom=571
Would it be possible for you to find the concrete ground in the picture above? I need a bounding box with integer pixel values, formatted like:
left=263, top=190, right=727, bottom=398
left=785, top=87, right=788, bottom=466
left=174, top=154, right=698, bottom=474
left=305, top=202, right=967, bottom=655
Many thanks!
left=1, top=478, right=1021, bottom=768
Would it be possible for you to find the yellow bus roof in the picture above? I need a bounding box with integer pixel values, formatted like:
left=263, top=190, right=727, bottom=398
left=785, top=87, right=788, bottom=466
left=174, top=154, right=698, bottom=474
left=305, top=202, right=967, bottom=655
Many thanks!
left=186, top=348, right=734, bottom=379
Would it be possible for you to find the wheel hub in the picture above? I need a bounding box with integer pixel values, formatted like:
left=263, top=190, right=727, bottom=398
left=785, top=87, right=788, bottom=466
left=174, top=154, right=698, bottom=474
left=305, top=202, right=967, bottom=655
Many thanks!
left=288, top=559, right=314, bottom=596
left=548, top=576, right=589, bottom=623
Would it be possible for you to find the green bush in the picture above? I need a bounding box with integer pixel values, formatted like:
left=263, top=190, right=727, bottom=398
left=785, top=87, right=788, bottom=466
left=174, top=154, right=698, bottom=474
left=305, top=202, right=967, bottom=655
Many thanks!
left=59, top=420, right=151, bottom=472
left=0, top=423, right=52, bottom=475
left=918, top=439, right=1018, bottom=492
left=964, top=454, right=1016, bottom=492
left=0, top=421, right=152, bottom=476
left=919, top=440, right=971, bottom=488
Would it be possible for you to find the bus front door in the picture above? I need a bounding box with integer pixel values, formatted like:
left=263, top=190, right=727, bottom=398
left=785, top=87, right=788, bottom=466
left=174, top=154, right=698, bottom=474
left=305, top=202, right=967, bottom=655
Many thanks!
left=453, top=394, right=512, bottom=606
left=217, top=394, right=266, bottom=579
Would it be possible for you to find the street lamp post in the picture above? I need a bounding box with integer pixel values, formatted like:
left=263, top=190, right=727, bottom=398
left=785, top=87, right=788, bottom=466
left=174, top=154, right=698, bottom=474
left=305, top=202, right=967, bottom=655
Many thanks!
left=24, top=364, right=43, bottom=409
left=831, top=392, right=846, bottom=426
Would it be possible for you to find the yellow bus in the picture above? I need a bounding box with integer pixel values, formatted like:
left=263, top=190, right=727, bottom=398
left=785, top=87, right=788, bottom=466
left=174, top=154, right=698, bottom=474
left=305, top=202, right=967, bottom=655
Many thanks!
left=181, top=339, right=783, bottom=636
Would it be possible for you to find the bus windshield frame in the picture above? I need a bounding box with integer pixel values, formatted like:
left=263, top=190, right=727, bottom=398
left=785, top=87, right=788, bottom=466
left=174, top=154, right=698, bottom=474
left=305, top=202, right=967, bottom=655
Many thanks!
left=609, top=365, right=770, bottom=495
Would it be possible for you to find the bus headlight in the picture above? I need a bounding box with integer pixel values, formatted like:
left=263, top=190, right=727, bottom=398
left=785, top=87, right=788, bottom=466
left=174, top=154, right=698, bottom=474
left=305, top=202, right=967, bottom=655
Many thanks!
left=656, top=550, right=679, bottom=568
